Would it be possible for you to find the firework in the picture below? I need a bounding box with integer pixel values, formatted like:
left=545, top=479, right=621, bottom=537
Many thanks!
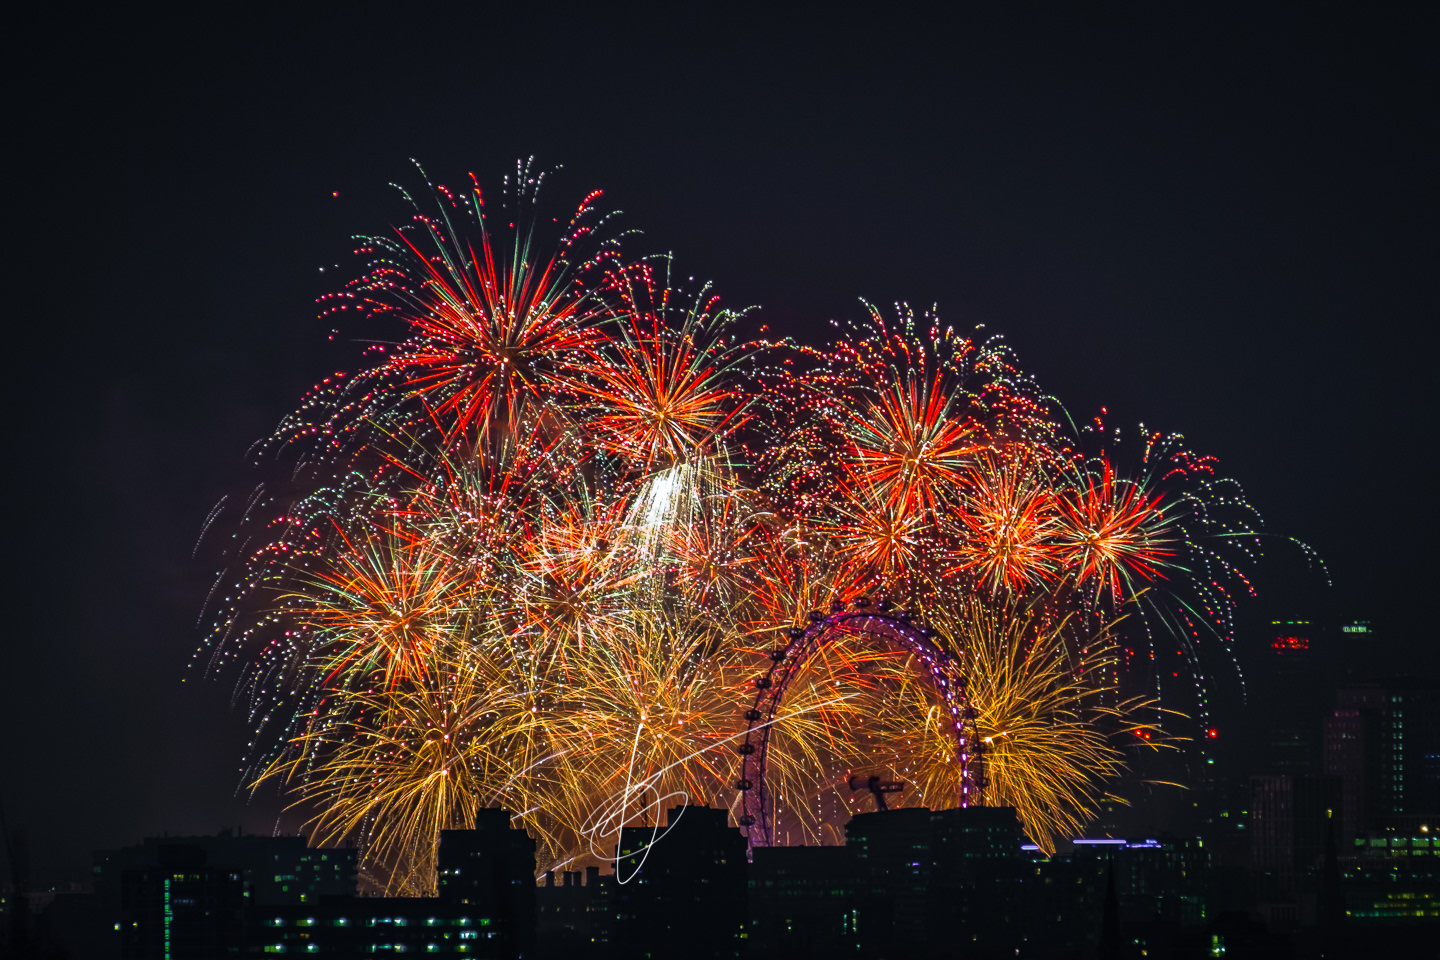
left=575, top=258, right=754, bottom=475
left=259, top=649, right=539, bottom=896
left=1054, top=454, right=1175, bottom=602
left=843, top=365, right=979, bottom=519
left=202, top=166, right=1304, bottom=891
left=899, top=600, right=1172, bottom=852
left=949, top=451, right=1062, bottom=594
left=271, top=159, right=620, bottom=472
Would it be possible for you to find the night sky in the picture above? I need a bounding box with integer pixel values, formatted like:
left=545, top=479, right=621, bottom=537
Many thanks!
left=11, top=6, right=1434, bottom=886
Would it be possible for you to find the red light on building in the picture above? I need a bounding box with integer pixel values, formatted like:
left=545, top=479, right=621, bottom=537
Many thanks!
left=1271, top=635, right=1309, bottom=654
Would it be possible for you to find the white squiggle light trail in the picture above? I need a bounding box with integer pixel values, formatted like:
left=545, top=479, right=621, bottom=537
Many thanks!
left=581, top=702, right=842, bottom=883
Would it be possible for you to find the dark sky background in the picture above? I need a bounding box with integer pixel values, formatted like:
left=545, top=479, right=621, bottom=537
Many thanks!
left=10, top=5, right=1434, bottom=885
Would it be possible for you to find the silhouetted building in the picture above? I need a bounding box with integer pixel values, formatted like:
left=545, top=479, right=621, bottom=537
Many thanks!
left=1258, top=619, right=1324, bottom=777
left=1341, top=829, right=1440, bottom=923
left=93, top=830, right=356, bottom=909
left=747, top=844, right=857, bottom=958
left=258, top=896, right=509, bottom=957
left=614, top=805, right=747, bottom=959
left=260, top=809, right=537, bottom=958
left=1079, top=837, right=1209, bottom=926
left=436, top=808, right=537, bottom=958
left=844, top=806, right=932, bottom=954
left=1027, top=837, right=1211, bottom=957
left=51, top=796, right=1440, bottom=958
left=1325, top=690, right=1384, bottom=847
left=1323, top=677, right=1440, bottom=852
left=1250, top=774, right=1341, bottom=926
left=118, top=844, right=247, bottom=959
left=535, top=866, right=610, bottom=959
left=844, top=805, right=1029, bottom=957
left=85, top=831, right=358, bottom=958
left=1375, top=679, right=1440, bottom=822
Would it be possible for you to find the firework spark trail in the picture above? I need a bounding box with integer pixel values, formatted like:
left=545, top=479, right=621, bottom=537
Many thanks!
left=580, top=699, right=853, bottom=880
left=201, top=166, right=1312, bottom=891
left=894, top=599, right=1179, bottom=853
left=1054, top=456, right=1175, bottom=601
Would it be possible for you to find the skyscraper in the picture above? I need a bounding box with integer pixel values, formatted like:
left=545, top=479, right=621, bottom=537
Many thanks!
left=1324, top=686, right=1385, bottom=846
left=437, top=808, right=537, bottom=959
left=613, top=806, right=748, bottom=960
left=1324, top=678, right=1440, bottom=838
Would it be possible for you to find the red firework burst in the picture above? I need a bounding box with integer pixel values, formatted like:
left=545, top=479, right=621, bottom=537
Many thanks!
left=844, top=367, right=981, bottom=518
left=577, top=263, right=751, bottom=472
left=1055, top=457, right=1174, bottom=600
left=948, top=452, right=1060, bottom=593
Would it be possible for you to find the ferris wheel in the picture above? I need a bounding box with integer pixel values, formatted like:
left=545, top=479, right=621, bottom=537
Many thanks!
left=733, top=598, right=984, bottom=849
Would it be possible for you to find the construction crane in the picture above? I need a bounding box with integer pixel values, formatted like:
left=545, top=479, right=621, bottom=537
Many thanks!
left=848, top=774, right=904, bottom=812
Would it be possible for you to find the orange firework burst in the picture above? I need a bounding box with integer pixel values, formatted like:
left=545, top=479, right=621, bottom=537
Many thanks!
left=949, top=452, right=1061, bottom=593
left=663, top=488, right=768, bottom=611
left=819, top=481, right=930, bottom=590
left=295, top=161, right=620, bottom=460
left=1055, top=456, right=1175, bottom=601
left=577, top=261, right=752, bottom=474
left=844, top=366, right=980, bottom=518
left=512, top=499, right=645, bottom=663
left=376, top=185, right=610, bottom=445
left=286, top=523, right=465, bottom=690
